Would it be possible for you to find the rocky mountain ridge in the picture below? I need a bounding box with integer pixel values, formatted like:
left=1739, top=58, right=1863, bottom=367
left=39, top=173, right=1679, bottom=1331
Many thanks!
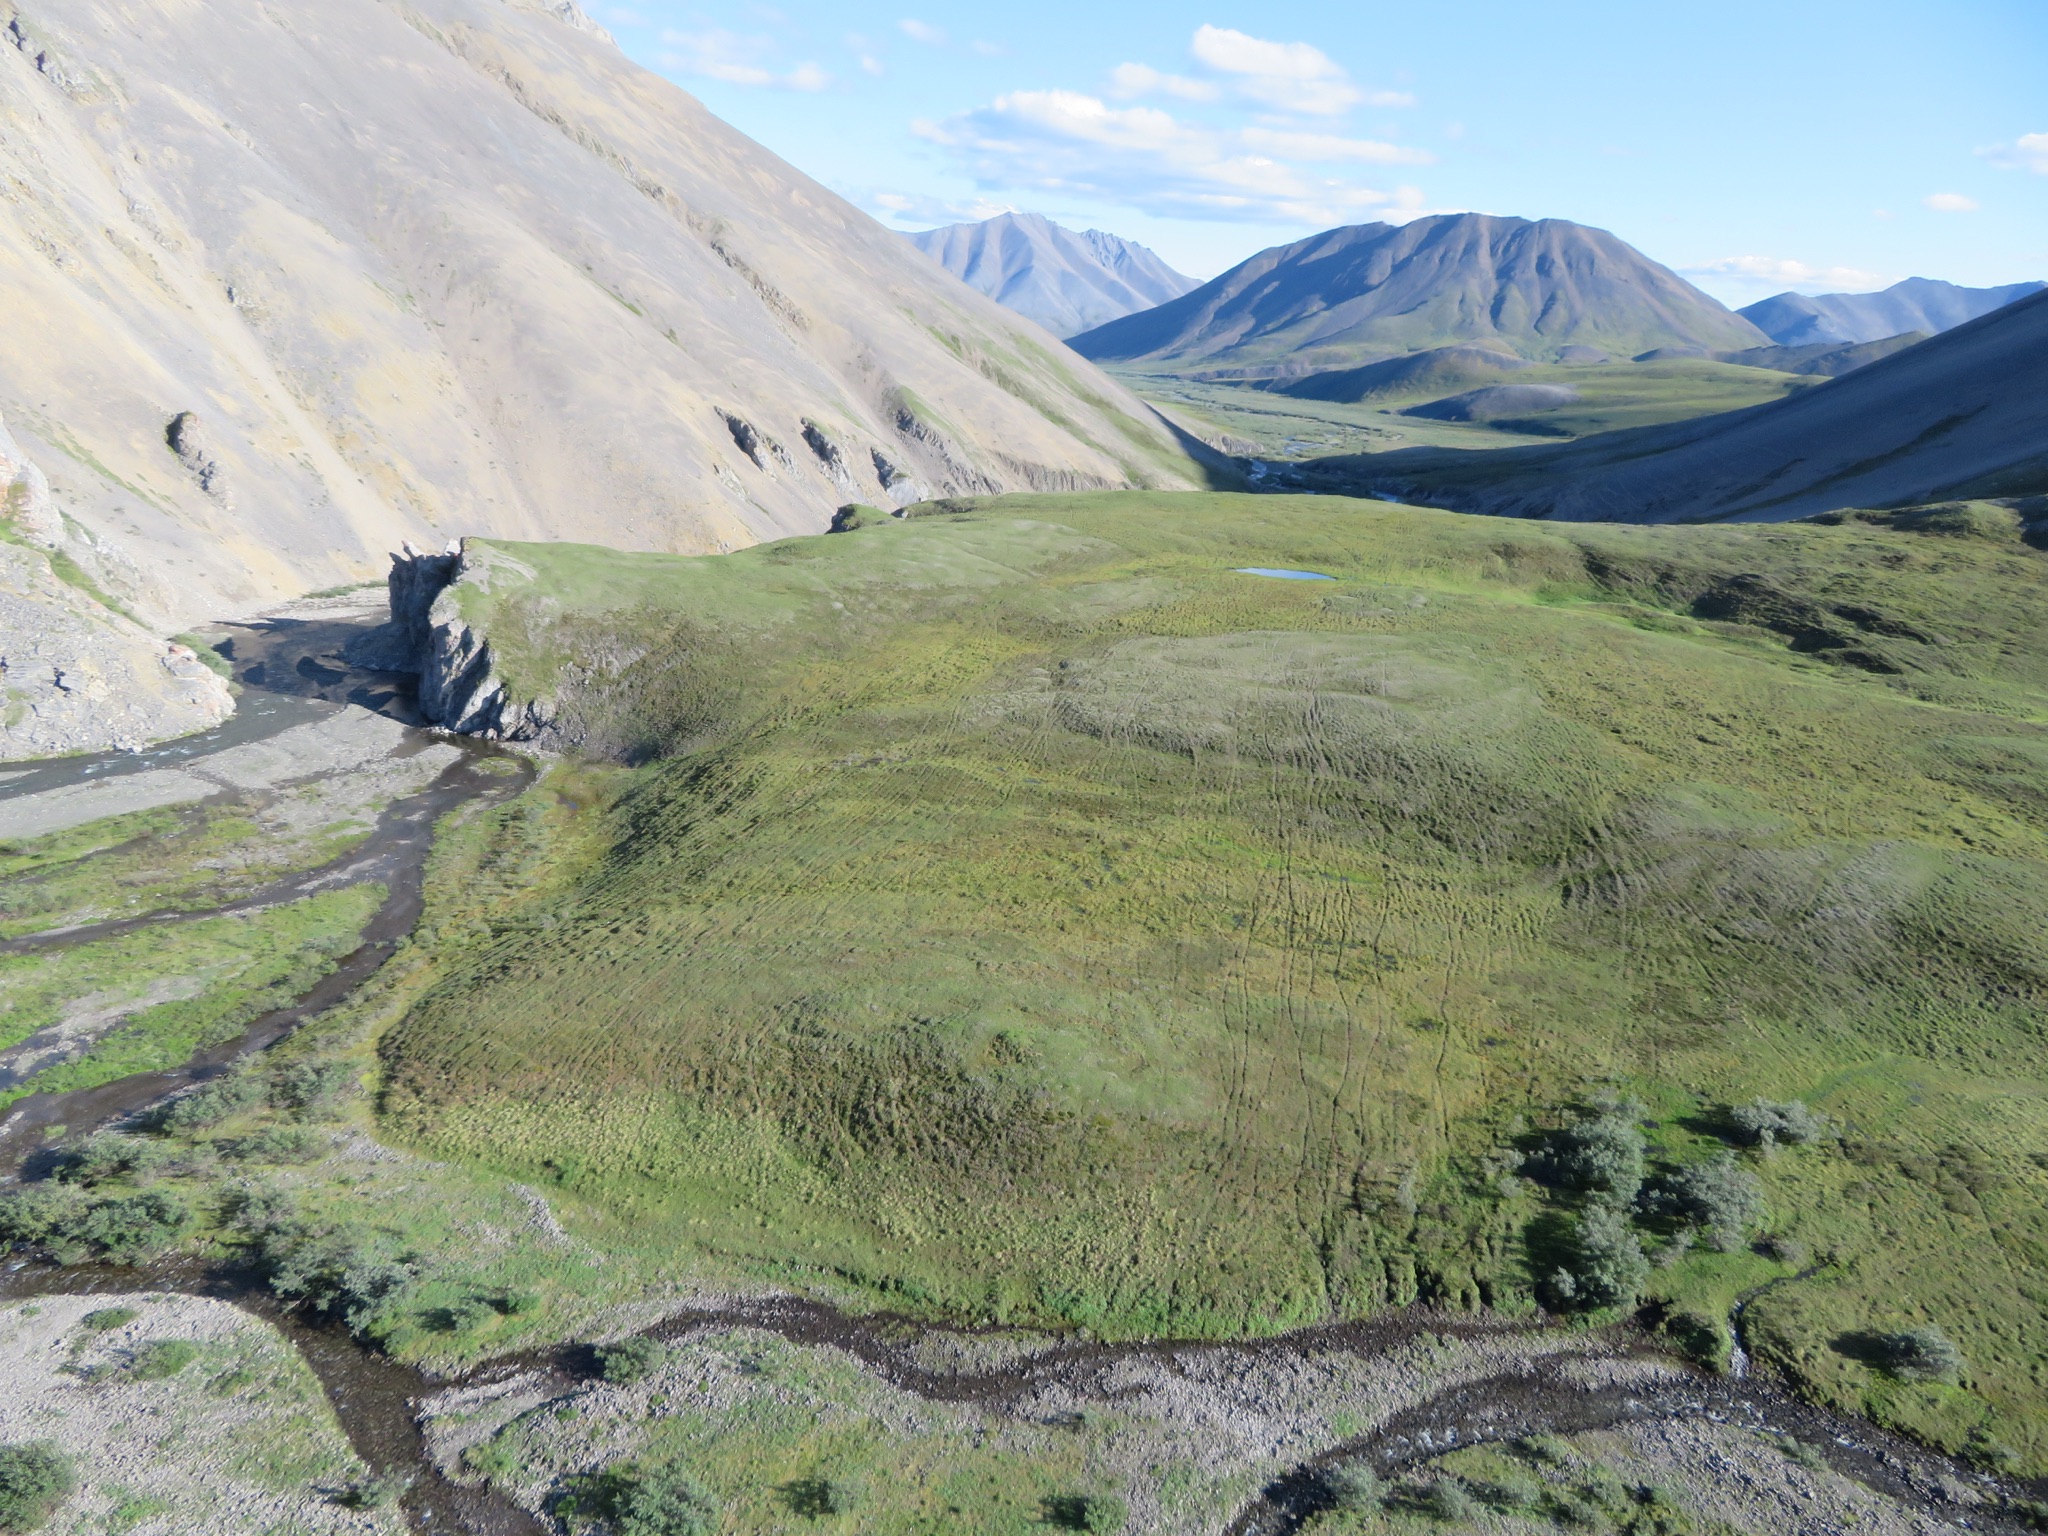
left=1739, top=276, right=2045, bottom=347
left=907, top=212, right=1201, bottom=338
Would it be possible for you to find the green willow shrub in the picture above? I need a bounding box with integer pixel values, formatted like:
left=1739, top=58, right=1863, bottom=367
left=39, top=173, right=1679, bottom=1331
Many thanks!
left=1654, top=1155, right=1765, bottom=1251
left=1548, top=1204, right=1650, bottom=1310
left=1531, top=1101, right=1647, bottom=1203
left=561, top=1464, right=717, bottom=1536
left=153, top=1073, right=263, bottom=1133
left=0, top=1442, right=75, bottom=1534
left=1324, top=1464, right=1383, bottom=1512
left=1879, top=1326, right=1965, bottom=1383
left=1728, top=1099, right=1826, bottom=1149
left=594, top=1336, right=669, bottom=1385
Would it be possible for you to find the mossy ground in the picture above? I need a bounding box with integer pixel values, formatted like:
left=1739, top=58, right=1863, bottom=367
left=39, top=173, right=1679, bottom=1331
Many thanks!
left=0, top=886, right=382, bottom=1106
left=334, top=492, right=2048, bottom=1469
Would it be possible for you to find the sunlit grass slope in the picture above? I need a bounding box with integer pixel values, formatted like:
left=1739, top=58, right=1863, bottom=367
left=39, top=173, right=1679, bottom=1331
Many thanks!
left=378, top=494, right=2048, bottom=1465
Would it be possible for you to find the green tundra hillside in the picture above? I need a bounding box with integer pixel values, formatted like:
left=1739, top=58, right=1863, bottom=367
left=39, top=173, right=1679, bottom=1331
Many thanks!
left=379, top=493, right=2048, bottom=1469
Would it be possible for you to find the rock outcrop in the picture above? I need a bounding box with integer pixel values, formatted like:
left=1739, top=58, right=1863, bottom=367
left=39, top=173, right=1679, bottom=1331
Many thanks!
left=358, top=540, right=548, bottom=741
left=0, top=540, right=233, bottom=758
left=0, top=410, right=60, bottom=547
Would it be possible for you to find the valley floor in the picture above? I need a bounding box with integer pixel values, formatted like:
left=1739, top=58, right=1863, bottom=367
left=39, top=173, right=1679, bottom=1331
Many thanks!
left=2, top=492, right=2047, bottom=1533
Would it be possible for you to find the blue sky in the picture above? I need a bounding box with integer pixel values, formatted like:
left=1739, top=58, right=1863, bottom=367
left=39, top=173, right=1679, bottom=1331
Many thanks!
left=588, top=0, right=2047, bottom=303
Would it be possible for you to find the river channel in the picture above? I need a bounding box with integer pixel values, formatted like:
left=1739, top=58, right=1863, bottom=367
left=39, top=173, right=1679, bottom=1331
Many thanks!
left=0, top=604, right=2040, bottom=1535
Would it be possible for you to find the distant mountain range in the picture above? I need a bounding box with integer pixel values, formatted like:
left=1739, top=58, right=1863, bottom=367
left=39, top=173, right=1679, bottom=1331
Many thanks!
left=906, top=212, right=1201, bottom=338
left=1067, top=214, right=1770, bottom=368
left=1740, top=277, right=2046, bottom=347
left=1332, top=286, right=2048, bottom=521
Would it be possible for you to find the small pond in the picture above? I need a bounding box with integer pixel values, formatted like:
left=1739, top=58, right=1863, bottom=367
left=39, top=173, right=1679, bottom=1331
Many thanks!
left=1233, top=567, right=1335, bottom=581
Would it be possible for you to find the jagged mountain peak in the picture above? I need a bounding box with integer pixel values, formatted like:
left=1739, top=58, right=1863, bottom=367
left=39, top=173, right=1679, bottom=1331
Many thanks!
left=907, top=212, right=1201, bottom=338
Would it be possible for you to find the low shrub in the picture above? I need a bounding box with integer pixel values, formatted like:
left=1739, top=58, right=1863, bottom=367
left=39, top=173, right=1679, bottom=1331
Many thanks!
left=1659, top=1307, right=1733, bottom=1373
left=220, top=1126, right=324, bottom=1164
left=1649, top=1155, right=1765, bottom=1251
left=237, top=1200, right=419, bottom=1332
left=338, top=1473, right=410, bottom=1510
left=594, top=1335, right=669, bottom=1385
left=780, top=1477, right=854, bottom=1516
left=0, top=1441, right=75, bottom=1533
left=1770, top=1433, right=1828, bottom=1473
left=1323, top=1464, right=1383, bottom=1512
left=50, top=1134, right=168, bottom=1188
left=269, top=1061, right=356, bottom=1115
left=128, top=1340, right=199, bottom=1381
left=1528, top=1101, right=1647, bottom=1203
left=1420, top=1478, right=1479, bottom=1521
left=78, top=1307, right=137, bottom=1333
left=1727, top=1099, right=1825, bottom=1149
left=559, top=1464, right=717, bottom=1536
left=1472, top=1472, right=1541, bottom=1510
left=1546, top=1204, right=1649, bottom=1310
left=1756, top=1234, right=1806, bottom=1265
left=152, top=1073, right=263, bottom=1133
left=437, top=1298, right=497, bottom=1334
left=1041, top=1493, right=1126, bottom=1533
left=1876, top=1325, right=1964, bottom=1383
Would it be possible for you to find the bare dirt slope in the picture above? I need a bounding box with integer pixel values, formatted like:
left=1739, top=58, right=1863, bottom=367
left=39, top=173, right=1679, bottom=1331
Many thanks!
left=0, top=0, right=1206, bottom=644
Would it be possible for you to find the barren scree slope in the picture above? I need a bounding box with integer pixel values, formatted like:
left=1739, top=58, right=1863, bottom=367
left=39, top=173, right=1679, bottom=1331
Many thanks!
left=0, top=0, right=1207, bottom=637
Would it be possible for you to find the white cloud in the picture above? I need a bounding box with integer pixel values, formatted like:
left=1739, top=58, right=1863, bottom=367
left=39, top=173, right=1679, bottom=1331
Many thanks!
left=1682, top=255, right=1889, bottom=293
left=1923, top=191, right=1980, bottom=212
left=859, top=53, right=884, bottom=76
left=898, top=17, right=945, bottom=45
left=1240, top=127, right=1433, bottom=166
left=1978, top=132, right=2048, bottom=173
left=914, top=89, right=1415, bottom=225
left=1189, top=24, right=1361, bottom=115
left=1108, top=62, right=1220, bottom=102
left=872, top=191, right=1018, bottom=225
left=659, top=29, right=830, bottom=90
left=970, top=39, right=1006, bottom=57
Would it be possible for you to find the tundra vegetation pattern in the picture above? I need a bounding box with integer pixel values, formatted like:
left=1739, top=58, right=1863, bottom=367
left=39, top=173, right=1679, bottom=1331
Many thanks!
left=359, top=493, right=2048, bottom=1472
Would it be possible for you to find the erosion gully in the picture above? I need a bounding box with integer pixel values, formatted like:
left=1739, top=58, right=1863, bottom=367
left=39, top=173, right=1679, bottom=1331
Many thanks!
left=0, top=613, right=2040, bottom=1535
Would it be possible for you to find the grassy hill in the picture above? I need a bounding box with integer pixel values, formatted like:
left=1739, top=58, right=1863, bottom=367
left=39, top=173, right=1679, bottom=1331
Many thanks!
left=376, top=493, right=2048, bottom=1469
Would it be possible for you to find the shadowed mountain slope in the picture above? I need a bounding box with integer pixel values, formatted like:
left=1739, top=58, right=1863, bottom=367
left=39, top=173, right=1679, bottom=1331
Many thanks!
left=1713, top=333, right=1929, bottom=377
left=1740, top=277, right=2045, bottom=347
left=1067, top=214, right=1769, bottom=368
left=907, top=212, right=1201, bottom=338
left=1308, top=287, right=2048, bottom=522
left=0, top=0, right=1206, bottom=648
left=1271, top=345, right=1535, bottom=403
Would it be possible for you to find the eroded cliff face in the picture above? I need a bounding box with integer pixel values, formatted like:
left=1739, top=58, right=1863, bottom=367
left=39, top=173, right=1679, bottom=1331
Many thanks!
left=358, top=541, right=549, bottom=743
